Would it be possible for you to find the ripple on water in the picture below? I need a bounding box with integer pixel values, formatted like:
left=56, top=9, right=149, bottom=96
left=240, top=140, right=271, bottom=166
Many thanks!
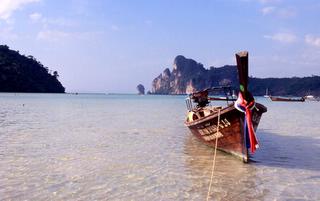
left=0, top=94, right=319, bottom=200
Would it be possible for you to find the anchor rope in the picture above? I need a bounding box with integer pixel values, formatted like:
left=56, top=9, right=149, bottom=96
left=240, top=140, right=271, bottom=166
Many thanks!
left=206, top=108, right=221, bottom=201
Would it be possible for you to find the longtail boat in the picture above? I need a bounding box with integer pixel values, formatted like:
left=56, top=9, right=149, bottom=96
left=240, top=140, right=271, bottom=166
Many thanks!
left=269, top=96, right=305, bottom=102
left=184, top=51, right=267, bottom=162
left=304, top=95, right=319, bottom=101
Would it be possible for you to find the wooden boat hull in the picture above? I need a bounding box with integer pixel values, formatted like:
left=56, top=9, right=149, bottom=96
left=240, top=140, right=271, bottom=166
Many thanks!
left=185, top=103, right=267, bottom=162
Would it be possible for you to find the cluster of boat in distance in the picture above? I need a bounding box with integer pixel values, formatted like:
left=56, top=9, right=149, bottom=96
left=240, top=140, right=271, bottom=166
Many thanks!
left=263, top=88, right=319, bottom=102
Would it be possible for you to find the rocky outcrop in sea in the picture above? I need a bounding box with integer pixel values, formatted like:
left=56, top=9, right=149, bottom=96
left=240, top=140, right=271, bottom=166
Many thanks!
left=136, top=84, right=145, bottom=95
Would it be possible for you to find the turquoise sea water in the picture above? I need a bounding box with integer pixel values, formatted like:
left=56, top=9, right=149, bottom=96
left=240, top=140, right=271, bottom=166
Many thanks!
left=0, top=93, right=319, bottom=200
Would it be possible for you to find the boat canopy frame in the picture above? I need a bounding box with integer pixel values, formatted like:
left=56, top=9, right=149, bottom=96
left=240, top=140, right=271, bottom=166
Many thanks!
left=185, top=86, right=236, bottom=111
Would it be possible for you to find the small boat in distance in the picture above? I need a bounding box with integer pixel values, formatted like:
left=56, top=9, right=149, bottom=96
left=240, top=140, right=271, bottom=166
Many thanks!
left=264, top=88, right=270, bottom=98
left=184, top=51, right=267, bottom=162
left=232, top=90, right=237, bottom=99
left=304, top=95, right=320, bottom=101
left=269, top=96, right=305, bottom=102
left=304, top=95, right=315, bottom=100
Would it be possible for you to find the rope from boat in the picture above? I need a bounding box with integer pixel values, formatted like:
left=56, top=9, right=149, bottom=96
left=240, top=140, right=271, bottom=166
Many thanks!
left=206, top=108, right=221, bottom=201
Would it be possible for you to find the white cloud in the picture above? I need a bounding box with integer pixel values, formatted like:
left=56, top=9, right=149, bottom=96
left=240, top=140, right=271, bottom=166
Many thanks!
left=264, top=32, right=297, bottom=43
left=261, top=6, right=275, bottom=15
left=71, top=0, right=89, bottom=16
left=43, top=17, right=77, bottom=27
left=259, top=0, right=281, bottom=4
left=37, top=29, right=105, bottom=42
left=0, top=26, right=18, bottom=40
left=301, top=48, right=320, bottom=66
left=111, top=25, right=119, bottom=31
left=261, top=6, right=296, bottom=18
left=0, top=0, right=40, bottom=21
left=144, top=20, right=153, bottom=26
left=29, top=14, right=77, bottom=28
left=37, top=30, right=70, bottom=42
left=29, top=12, right=41, bottom=22
left=277, top=7, right=296, bottom=18
left=305, top=35, right=320, bottom=48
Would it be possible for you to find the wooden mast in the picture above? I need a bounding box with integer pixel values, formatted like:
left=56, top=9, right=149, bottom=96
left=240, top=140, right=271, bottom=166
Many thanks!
left=235, top=51, right=248, bottom=97
left=235, top=51, right=253, bottom=102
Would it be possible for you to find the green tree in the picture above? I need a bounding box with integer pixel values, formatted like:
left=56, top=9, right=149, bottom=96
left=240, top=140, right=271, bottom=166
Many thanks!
left=53, top=71, right=59, bottom=78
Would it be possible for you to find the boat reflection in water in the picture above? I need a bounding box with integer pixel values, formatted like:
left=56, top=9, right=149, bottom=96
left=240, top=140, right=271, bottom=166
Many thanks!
left=183, top=135, right=267, bottom=200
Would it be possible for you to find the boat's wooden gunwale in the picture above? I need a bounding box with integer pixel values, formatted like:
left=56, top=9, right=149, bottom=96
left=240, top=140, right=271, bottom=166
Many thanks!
left=185, top=104, right=235, bottom=127
left=185, top=102, right=266, bottom=162
left=185, top=102, right=266, bottom=127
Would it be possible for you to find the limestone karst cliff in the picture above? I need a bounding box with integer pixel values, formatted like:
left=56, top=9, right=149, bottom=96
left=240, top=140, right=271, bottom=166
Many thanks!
left=151, top=55, right=238, bottom=94
left=136, top=84, right=145, bottom=95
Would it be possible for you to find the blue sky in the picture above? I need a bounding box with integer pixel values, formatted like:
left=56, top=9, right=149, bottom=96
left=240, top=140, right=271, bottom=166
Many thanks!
left=0, top=0, right=320, bottom=93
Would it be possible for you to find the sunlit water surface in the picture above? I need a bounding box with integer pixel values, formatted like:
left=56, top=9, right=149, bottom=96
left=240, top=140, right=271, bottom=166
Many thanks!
left=0, top=93, right=319, bottom=200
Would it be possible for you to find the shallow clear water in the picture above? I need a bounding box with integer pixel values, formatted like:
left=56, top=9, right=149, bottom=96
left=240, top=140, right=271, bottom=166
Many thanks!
left=0, top=93, right=319, bottom=200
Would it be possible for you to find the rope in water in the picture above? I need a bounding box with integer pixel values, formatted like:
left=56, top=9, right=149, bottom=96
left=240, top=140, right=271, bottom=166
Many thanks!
left=206, top=108, right=221, bottom=201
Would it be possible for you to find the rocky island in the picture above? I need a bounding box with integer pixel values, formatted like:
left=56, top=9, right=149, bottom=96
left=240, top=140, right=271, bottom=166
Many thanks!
left=0, top=45, right=65, bottom=93
left=136, top=84, right=145, bottom=95
left=151, top=55, right=320, bottom=96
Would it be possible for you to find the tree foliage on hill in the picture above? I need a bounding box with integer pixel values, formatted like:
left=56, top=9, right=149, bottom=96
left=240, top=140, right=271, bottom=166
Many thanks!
left=0, top=45, right=65, bottom=93
left=249, top=76, right=320, bottom=96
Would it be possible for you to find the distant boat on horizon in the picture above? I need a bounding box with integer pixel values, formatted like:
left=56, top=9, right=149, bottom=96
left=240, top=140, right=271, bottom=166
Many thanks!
left=304, top=95, right=320, bottom=101
left=269, top=96, right=305, bottom=102
left=232, top=90, right=237, bottom=99
left=264, top=88, right=270, bottom=98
